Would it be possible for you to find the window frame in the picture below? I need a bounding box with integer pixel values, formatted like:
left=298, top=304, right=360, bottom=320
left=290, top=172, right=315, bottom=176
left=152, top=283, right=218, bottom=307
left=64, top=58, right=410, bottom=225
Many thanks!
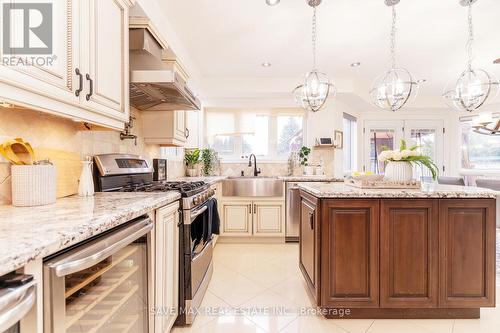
left=460, top=119, right=500, bottom=171
left=343, top=113, right=358, bottom=173
left=205, top=109, right=306, bottom=163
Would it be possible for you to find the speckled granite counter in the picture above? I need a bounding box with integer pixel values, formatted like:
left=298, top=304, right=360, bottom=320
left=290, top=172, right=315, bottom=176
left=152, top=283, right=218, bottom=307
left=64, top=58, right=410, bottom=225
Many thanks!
left=171, top=176, right=227, bottom=185
left=278, top=176, right=344, bottom=182
left=0, top=192, right=180, bottom=276
left=299, top=182, right=499, bottom=199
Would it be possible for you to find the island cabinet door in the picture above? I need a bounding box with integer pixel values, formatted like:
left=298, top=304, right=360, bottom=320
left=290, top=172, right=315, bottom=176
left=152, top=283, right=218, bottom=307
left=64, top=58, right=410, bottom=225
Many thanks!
left=321, top=199, right=380, bottom=308
left=439, top=199, right=496, bottom=308
left=380, top=200, right=439, bottom=308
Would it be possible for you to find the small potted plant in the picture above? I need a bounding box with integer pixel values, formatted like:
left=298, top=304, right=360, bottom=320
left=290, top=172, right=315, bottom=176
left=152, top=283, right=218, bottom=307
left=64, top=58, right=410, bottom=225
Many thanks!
left=184, top=149, right=200, bottom=177
left=378, top=140, right=438, bottom=182
left=299, top=146, right=313, bottom=175
left=201, top=148, right=216, bottom=176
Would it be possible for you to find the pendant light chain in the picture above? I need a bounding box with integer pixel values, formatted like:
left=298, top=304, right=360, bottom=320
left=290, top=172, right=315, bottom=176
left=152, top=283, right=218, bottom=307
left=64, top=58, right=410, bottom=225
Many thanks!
left=312, top=7, right=317, bottom=70
left=390, top=5, right=397, bottom=69
left=466, top=3, right=474, bottom=71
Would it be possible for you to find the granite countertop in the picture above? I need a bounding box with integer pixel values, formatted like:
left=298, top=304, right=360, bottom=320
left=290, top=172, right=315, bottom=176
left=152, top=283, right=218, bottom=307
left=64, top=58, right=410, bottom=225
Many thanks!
left=0, top=192, right=180, bottom=276
left=171, top=176, right=227, bottom=185
left=278, top=175, right=344, bottom=182
left=299, top=182, right=499, bottom=199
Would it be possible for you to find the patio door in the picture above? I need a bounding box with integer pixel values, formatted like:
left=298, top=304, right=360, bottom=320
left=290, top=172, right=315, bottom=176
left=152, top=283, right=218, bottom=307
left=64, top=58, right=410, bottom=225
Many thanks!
left=404, top=120, right=444, bottom=182
left=363, top=121, right=404, bottom=174
left=363, top=120, right=444, bottom=181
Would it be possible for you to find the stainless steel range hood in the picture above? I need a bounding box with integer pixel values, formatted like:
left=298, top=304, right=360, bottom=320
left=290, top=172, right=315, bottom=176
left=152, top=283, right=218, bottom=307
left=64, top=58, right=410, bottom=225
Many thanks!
left=129, top=28, right=201, bottom=111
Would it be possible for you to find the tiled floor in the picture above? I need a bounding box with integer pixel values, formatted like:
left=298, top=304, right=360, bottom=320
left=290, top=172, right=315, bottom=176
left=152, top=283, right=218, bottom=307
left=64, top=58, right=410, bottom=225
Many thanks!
left=173, top=237, right=500, bottom=333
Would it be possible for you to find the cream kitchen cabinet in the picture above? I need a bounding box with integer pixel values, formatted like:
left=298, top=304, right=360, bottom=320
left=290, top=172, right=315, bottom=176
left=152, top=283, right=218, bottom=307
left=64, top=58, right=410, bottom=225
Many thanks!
left=142, top=111, right=188, bottom=146
left=221, top=200, right=284, bottom=237
left=185, top=110, right=200, bottom=148
left=0, top=0, right=131, bottom=130
left=81, top=0, right=130, bottom=120
left=253, top=201, right=284, bottom=236
left=222, top=202, right=253, bottom=236
left=155, top=201, right=180, bottom=333
left=0, top=0, right=79, bottom=105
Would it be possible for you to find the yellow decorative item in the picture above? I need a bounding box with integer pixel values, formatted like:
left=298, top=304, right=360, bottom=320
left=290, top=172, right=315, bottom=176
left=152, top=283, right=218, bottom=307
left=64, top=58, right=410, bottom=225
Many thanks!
left=0, top=138, right=35, bottom=165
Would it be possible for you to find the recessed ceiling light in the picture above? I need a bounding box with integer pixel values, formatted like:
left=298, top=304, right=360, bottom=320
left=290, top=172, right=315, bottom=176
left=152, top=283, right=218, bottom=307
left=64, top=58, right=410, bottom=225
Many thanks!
left=266, top=0, right=280, bottom=6
left=417, top=79, right=427, bottom=84
left=350, top=62, right=361, bottom=68
left=262, top=62, right=272, bottom=67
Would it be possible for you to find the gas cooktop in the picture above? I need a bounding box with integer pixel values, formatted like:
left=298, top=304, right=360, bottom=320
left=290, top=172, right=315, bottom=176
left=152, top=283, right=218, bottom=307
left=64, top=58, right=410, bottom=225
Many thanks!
left=119, top=181, right=208, bottom=197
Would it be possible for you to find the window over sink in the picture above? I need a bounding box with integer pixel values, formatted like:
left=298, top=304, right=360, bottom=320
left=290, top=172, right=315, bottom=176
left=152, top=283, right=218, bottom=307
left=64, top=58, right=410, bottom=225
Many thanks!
left=205, top=108, right=305, bottom=161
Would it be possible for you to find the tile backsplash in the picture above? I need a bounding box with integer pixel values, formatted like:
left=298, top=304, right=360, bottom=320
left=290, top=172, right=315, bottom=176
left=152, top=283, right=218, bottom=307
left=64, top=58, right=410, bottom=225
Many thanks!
left=0, top=107, right=185, bottom=205
left=217, top=148, right=335, bottom=177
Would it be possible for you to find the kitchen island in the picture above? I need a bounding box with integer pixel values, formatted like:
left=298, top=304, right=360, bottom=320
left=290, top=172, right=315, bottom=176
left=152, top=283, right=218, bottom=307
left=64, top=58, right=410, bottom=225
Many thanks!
left=298, top=182, right=498, bottom=319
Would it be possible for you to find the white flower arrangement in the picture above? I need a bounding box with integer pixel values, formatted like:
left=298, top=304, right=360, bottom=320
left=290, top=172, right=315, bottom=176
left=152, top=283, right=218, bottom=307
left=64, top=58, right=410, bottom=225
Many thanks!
left=378, top=149, right=420, bottom=162
left=377, top=140, right=439, bottom=180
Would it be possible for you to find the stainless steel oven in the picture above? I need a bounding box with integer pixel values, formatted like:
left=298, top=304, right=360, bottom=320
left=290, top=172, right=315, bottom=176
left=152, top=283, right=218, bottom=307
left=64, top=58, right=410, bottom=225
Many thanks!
left=177, top=190, right=216, bottom=325
left=0, top=274, right=36, bottom=333
left=44, top=216, right=153, bottom=333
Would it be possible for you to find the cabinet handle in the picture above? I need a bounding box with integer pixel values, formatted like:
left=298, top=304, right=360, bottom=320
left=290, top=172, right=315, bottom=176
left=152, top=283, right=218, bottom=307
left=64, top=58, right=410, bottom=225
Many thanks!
left=185, top=128, right=190, bottom=139
left=85, top=74, right=93, bottom=101
left=248, top=204, right=252, bottom=214
left=309, top=212, right=314, bottom=230
left=75, top=68, right=83, bottom=96
left=253, top=204, right=256, bottom=214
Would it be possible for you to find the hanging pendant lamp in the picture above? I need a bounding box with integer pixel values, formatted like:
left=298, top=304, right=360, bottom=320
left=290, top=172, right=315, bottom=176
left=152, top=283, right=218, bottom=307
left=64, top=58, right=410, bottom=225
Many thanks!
left=293, top=0, right=336, bottom=112
left=370, top=0, right=418, bottom=112
left=442, top=0, right=499, bottom=112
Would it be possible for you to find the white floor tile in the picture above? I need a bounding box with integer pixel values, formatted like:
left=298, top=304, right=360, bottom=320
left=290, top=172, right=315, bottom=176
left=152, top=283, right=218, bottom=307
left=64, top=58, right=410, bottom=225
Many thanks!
left=280, top=315, right=349, bottom=333
left=240, top=290, right=301, bottom=332
left=331, top=319, right=375, bottom=333
left=176, top=242, right=500, bottom=333
left=172, top=315, right=267, bottom=333
left=208, top=271, right=268, bottom=307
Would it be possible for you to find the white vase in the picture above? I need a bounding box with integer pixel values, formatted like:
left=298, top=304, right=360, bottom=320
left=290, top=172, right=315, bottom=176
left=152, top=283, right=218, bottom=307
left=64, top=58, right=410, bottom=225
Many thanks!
left=78, top=160, right=95, bottom=197
left=303, top=166, right=314, bottom=176
left=187, top=168, right=197, bottom=177
left=384, top=161, right=413, bottom=182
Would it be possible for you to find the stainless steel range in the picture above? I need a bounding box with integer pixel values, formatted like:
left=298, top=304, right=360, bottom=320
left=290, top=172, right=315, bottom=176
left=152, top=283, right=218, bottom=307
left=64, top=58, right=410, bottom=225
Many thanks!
left=93, top=154, right=217, bottom=326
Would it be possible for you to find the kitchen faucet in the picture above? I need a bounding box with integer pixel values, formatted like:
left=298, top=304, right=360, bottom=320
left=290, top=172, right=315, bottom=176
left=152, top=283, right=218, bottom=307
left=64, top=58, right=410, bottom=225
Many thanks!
left=248, top=154, right=261, bottom=177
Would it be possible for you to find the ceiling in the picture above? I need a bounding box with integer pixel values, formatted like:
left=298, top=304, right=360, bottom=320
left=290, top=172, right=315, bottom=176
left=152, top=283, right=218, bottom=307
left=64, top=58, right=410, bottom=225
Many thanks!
left=159, top=0, right=500, bottom=109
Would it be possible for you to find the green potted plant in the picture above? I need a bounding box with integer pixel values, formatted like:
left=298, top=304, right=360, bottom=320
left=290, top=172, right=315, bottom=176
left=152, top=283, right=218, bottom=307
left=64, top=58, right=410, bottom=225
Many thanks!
left=378, top=139, right=438, bottom=182
left=299, top=146, right=313, bottom=175
left=201, top=148, right=216, bottom=176
left=184, top=149, right=200, bottom=177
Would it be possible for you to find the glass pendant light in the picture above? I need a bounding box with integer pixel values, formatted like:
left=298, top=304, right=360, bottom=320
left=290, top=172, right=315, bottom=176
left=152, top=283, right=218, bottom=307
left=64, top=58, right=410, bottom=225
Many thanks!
left=370, top=0, right=418, bottom=112
left=442, top=0, right=499, bottom=112
left=293, top=0, right=336, bottom=112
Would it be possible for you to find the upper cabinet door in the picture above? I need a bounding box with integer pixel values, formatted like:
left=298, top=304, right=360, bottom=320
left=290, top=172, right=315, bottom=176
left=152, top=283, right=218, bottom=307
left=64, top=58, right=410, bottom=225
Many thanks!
left=82, top=0, right=129, bottom=121
left=0, top=0, right=79, bottom=103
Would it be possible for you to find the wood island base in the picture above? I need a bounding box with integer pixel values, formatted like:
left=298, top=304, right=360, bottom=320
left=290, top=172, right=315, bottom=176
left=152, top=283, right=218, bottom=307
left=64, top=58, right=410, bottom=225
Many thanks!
left=298, top=187, right=497, bottom=320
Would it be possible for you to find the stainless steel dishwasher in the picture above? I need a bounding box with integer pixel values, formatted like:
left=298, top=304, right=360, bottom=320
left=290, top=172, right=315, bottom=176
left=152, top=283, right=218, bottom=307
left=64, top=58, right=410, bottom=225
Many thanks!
left=285, top=182, right=304, bottom=242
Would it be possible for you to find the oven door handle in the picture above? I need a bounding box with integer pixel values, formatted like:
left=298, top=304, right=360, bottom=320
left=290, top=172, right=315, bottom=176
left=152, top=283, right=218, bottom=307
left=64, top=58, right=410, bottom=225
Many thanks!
left=191, top=205, right=208, bottom=221
left=0, top=282, right=36, bottom=332
left=192, top=238, right=212, bottom=262
left=47, top=217, right=153, bottom=277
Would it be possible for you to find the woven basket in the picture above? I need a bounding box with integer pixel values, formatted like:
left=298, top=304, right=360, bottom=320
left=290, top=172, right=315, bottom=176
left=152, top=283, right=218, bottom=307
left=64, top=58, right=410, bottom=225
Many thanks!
left=11, top=165, right=57, bottom=207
